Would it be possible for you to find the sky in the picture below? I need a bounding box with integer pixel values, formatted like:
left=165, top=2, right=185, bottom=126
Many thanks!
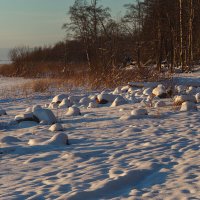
left=0, top=0, right=133, bottom=60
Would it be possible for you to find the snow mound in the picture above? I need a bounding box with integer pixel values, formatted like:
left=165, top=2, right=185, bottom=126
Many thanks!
left=19, top=121, right=38, bottom=128
left=111, top=96, right=127, bottom=107
left=131, top=108, right=148, bottom=116
left=174, top=95, right=196, bottom=105
left=14, top=112, right=38, bottom=123
left=154, top=101, right=166, bottom=108
left=49, top=123, right=63, bottom=132
left=0, top=136, right=21, bottom=144
left=88, top=102, right=98, bottom=109
left=66, top=107, right=81, bottom=116
left=97, top=94, right=118, bottom=104
left=152, top=84, right=167, bottom=98
left=195, top=93, right=200, bottom=103
left=44, top=133, right=69, bottom=145
left=180, top=101, right=198, bottom=112
left=33, top=109, right=57, bottom=125
left=59, top=98, right=73, bottom=109
left=52, top=94, right=68, bottom=104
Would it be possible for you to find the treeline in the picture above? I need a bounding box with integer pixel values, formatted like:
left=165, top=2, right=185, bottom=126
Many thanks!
left=2, top=0, right=200, bottom=78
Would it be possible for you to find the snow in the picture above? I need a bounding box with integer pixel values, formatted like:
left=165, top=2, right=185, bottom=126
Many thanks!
left=0, top=71, right=200, bottom=199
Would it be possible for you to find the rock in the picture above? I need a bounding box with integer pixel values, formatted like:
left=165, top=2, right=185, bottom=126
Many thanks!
left=0, top=136, right=21, bottom=144
left=180, top=101, right=198, bottom=112
left=49, top=123, right=63, bottom=132
left=44, top=133, right=69, bottom=145
left=87, top=102, right=98, bottom=108
left=19, top=121, right=38, bottom=128
left=152, top=84, right=167, bottom=98
left=186, top=86, right=196, bottom=95
left=195, top=93, right=200, bottom=103
left=32, top=105, right=42, bottom=112
left=68, top=95, right=83, bottom=104
left=14, top=112, right=39, bottom=123
left=79, top=97, right=91, bottom=106
left=143, top=88, right=153, bottom=96
left=0, top=109, right=7, bottom=116
left=48, top=102, right=58, bottom=109
left=33, top=109, right=57, bottom=125
left=52, top=94, right=68, bottom=104
left=174, top=95, right=196, bottom=106
left=113, top=87, right=121, bottom=95
left=176, top=85, right=187, bottom=94
left=59, top=98, right=73, bottom=109
left=111, top=96, right=127, bottom=107
left=131, top=108, right=148, bottom=116
left=66, top=107, right=81, bottom=116
left=96, top=94, right=117, bottom=104
left=121, top=86, right=129, bottom=93
left=154, top=101, right=166, bottom=108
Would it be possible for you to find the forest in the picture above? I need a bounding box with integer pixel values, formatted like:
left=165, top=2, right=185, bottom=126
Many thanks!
left=1, top=0, right=200, bottom=81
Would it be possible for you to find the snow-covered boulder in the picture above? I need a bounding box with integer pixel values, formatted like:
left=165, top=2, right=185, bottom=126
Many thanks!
left=49, top=123, right=63, bottom=132
left=143, top=88, right=153, bottom=96
left=113, top=87, right=121, bottom=95
left=33, top=109, right=57, bottom=125
left=0, top=136, right=21, bottom=144
left=52, top=94, right=68, bottom=104
left=14, top=112, right=39, bottom=123
left=66, top=107, right=81, bottom=116
left=0, top=109, right=7, bottom=116
left=88, top=95, right=97, bottom=101
left=32, top=105, right=42, bottom=112
left=121, top=86, right=129, bottom=93
left=174, top=95, right=196, bottom=106
left=87, top=102, right=98, bottom=109
left=79, top=97, right=91, bottom=106
left=152, top=84, right=167, bottom=98
left=131, top=108, right=148, bottom=116
left=68, top=95, right=83, bottom=104
left=96, top=94, right=117, bottom=104
left=48, top=102, right=58, bottom=109
left=111, top=96, right=127, bottom=107
left=186, top=86, right=196, bottom=95
left=176, top=85, right=187, bottom=94
left=180, top=101, right=198, bottom=112
left=195, top=93, right=200, bottom=103
left=154, top=101, right=166, bottom=108
left=59, top=98, right=72, bottom=109
left=44, top=133, right=69, bottom=145
left=29, top=133, right=69, bottom=146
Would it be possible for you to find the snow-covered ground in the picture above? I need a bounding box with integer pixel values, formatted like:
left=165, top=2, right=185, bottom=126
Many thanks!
left=0, top=71, right=200, bottom=200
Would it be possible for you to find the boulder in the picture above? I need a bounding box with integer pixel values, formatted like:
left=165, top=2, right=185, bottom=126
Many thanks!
left=131, top=108, right=148, bottom=116
left=143, top=88, right=153, bottom=96
left=174, top=95, right=196, bottom=106
left=87, top=102, right=98, bottom=108
left=14, top=112, right=39, bottom=123
left=96, top=94, right=117, bottom=104
left=44, top=133, right=69, bottom=145
left=152, top=84, right=167, bottom=98
left=180, top=101, right=198, bottom=112
left=111, top=96, right=127, bottom=107
left=79, top=97, right=91, bottom=106
left=33, top=109, right=57, bottom=125
left=195, top=93, right=200, bottom=103
left=48, top=102, right=58, bottom=109
left=59, top=98, right=73, bottom=109
left=154, top=101, right=166, bottom=108
left=66, top=107, right=81, bottom=116
left=52, top=94, right=68, bottom=104
left=49, top=123, right=63, bottom=132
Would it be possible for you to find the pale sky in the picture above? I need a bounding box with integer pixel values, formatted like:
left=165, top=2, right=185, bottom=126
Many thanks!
left=0, top=0, right=133, bottom=51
